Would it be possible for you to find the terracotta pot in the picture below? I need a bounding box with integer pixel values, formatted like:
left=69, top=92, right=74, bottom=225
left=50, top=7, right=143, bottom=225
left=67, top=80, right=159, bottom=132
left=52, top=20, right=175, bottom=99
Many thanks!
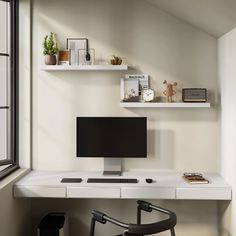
left=45, top=55, right=57, bottom=65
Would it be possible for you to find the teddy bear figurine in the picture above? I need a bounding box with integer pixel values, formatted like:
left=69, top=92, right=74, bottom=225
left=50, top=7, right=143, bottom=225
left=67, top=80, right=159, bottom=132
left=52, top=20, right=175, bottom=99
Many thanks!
left=163, top=80, right=178, bottom=102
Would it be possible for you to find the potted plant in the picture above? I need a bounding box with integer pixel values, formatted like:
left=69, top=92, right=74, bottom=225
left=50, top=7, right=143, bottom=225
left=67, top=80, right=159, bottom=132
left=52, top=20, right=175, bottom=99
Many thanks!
left=43, top=32, right=59, bottom=65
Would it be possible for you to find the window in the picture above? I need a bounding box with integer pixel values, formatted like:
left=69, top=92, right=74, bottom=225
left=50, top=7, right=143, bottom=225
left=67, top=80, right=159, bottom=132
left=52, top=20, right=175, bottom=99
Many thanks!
left=0, top=0, right=18, bottom=180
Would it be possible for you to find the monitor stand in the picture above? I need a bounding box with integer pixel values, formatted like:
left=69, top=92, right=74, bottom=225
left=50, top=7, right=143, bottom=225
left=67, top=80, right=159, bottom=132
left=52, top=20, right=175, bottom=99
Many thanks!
left=103, top=158, right=122, bottom=176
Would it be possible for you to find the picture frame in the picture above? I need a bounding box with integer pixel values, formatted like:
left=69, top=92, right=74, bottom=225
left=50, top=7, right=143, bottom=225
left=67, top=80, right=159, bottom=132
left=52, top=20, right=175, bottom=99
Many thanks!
left=58, top=49, right=70, bottom=65
left=78, top=48, right=95, bottom=65
left=66, top=38, right=87, bottom=65
left=120, top=78, right=139, bottom=102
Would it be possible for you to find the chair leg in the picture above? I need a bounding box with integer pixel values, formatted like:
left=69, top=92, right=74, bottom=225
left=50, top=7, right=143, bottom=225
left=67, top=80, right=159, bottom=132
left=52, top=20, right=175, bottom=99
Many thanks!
left=89, top=217, right=96, bottom=236
left=170, top=228, right=175, bottom=236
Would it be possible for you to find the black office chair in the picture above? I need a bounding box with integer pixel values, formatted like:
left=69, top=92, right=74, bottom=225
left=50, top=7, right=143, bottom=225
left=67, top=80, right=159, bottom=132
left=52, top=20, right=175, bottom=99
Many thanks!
left=89, top=200, right=177, bottom=236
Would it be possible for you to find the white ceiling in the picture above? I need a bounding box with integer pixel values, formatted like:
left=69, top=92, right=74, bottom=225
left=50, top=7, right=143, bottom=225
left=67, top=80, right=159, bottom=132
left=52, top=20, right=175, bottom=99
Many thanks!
left=147, top=0, right=236, bottom=38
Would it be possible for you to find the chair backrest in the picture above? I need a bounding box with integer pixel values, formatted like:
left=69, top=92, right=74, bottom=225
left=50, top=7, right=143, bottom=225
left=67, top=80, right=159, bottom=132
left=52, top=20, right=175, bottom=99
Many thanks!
left=89, top=200, right=177, bottom=236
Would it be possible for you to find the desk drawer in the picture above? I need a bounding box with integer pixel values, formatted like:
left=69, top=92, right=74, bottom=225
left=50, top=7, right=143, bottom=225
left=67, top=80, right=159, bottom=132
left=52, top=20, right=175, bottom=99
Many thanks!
left=14, top=186, right=66, bottom=198
left=176, top=187, right=232, bottom=200
left=67, top=187, right=120, bottom=198
left=121, top=187, right=175, bottom=199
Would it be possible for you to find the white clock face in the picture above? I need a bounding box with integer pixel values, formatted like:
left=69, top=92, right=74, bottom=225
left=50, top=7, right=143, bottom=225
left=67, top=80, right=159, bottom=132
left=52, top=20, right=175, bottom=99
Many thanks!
left=143, top=89, right=154, bottom=102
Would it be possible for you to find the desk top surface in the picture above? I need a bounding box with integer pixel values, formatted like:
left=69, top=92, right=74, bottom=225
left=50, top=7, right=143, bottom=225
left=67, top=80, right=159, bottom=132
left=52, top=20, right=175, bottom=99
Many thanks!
left=14, top=170, right=232, bottom=200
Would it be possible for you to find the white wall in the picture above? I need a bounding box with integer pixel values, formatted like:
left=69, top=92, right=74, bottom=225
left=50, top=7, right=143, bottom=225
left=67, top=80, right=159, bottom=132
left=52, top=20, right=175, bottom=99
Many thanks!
left=32, top=0, right=218, bottom=173
left=30, top=0, right=220, bottom=236
left=19, top=0, right=32, bottom=168
left=218, top=28, right=236, bottom=236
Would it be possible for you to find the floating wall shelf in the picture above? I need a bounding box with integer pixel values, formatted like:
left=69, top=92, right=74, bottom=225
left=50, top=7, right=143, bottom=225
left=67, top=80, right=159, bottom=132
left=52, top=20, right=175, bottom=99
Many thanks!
left=41, top=65, right=128, bottom=71
left=120, top=102, right=211, bottom=108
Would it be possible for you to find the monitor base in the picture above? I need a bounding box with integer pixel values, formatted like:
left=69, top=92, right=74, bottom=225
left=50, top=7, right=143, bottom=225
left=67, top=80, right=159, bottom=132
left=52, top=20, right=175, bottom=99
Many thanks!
left=103, top=158, right=122, bottom=176
left=103, top=171, right=122, bottom=176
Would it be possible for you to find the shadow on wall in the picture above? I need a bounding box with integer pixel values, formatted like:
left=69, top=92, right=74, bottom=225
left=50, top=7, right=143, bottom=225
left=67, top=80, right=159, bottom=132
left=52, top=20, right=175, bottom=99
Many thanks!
left=34, top=0, right=217, bottom=99
left=148, top=129, right=175, bottom=169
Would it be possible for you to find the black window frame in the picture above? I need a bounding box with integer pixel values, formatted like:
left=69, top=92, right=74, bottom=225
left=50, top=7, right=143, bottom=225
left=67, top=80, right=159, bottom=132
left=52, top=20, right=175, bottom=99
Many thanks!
left=0, top=0, right=19, bottom=180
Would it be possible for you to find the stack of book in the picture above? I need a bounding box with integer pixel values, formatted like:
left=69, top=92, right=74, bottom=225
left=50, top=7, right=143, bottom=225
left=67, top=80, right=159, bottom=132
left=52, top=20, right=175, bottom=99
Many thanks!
left=182, top=173, right=209, bottom=184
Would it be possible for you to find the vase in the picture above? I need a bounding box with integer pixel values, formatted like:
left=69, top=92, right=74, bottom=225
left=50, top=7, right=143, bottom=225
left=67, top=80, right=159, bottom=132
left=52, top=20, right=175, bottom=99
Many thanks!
left=45, top=55, right=57, bottom=65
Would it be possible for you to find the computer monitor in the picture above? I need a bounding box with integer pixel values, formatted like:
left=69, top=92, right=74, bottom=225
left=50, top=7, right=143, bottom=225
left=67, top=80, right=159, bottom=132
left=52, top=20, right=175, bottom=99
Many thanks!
left=76, top=117, right=147, bottom=175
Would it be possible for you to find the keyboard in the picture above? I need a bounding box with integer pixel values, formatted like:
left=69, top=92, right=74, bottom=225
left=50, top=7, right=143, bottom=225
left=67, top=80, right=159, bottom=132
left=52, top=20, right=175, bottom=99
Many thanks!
left=87, top=178, right=138, bottom=183
left=61, top=178, right=82, bottom=183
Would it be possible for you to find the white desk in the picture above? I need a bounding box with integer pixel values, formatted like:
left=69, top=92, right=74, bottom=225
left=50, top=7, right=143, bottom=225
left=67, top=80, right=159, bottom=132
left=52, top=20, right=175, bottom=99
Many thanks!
left=14, top=170, right=232, bottom=200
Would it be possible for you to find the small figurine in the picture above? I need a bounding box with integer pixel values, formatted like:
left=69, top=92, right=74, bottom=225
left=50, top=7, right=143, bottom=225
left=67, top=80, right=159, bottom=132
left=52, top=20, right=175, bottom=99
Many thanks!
left=163, top=80, right=178, bottom=102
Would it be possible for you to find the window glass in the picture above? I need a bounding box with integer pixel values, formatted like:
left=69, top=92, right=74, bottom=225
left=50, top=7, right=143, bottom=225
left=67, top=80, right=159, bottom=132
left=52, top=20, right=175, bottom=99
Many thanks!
left=0, top=110, right=8, bottom=161
left=0, top=1, right=9, bottom=54
left=0, top=0, right=18, bottom=178
left=0, top=56, right=8, bottom=106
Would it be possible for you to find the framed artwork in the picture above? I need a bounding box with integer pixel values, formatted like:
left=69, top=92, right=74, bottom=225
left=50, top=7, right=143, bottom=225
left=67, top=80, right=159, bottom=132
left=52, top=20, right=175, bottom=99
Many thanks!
left=66, top=38, right=87, bottom=65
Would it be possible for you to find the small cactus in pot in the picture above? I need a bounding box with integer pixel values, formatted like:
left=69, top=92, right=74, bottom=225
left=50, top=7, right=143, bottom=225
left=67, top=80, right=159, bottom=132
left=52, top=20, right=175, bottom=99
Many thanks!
left=43, top=32, right=59, bottom=65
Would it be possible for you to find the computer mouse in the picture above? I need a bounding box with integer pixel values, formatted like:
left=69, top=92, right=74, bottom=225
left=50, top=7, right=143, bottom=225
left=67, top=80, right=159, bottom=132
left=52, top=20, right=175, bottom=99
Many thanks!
left=145, top=178, right=153, bottom=183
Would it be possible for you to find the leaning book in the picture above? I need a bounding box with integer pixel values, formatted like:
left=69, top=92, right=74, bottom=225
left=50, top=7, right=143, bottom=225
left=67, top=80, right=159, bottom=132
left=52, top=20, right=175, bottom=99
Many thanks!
left=125, top=74, right=149, bottom=94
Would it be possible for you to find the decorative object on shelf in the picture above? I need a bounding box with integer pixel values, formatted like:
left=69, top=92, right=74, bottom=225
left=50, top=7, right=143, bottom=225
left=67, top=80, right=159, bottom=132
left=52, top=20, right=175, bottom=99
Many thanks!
left=111, top=55, right=122, bottom=65
left=120, top=78, right=139, bottom=102
left=58, top=50, right=70, bottom=65
left=163, top=80, right=178, bottom=102
left=78, top=48, right=95, bottom=65
left=67, top=38, right=87, bottom=65
left=182, top=88, right=207, bottom=102
left=125, top=74, right=149, bottom=95
left=43, top=32, right=59, bottom=65
left=142, top=89, right=155, bottom=102
left=85, top=39, right=91, bottom=62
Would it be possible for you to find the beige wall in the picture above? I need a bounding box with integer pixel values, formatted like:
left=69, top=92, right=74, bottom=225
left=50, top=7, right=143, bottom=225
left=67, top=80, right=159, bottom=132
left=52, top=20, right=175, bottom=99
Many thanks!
left=30, top=0, right=220, bottom=236
left=33, top=0, right=218, bottom=173
left=0, top=182, right=30, bottom=236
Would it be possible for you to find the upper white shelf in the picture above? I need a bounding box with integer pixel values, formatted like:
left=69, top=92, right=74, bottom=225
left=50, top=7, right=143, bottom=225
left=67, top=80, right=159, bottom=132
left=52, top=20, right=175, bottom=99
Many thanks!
left=41, top=65, right=128, bottom=71
left=120, top=102, right=211, bottom=108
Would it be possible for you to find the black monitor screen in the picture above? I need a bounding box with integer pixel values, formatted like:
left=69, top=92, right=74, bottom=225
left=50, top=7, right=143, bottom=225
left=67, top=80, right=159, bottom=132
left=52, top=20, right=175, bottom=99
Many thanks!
left=76, top=117, right=147, bottom=158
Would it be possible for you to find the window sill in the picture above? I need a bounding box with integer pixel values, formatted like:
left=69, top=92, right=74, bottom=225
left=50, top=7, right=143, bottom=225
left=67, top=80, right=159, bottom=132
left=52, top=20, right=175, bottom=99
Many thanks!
left=0, top=164, right=19, bottom=181
left=0, top=168, right=30, bottom=191
left=0, top=164, right=12, bottom=172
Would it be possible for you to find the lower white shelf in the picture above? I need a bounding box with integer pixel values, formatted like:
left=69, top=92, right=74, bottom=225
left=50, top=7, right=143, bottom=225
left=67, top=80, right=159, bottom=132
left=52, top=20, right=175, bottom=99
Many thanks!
left=120, top=102, right=211, bottom=108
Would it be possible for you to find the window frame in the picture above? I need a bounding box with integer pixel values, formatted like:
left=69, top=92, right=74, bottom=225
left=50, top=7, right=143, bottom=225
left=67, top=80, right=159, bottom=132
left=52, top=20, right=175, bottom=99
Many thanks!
left=0, top=0, right=19, bottom=180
